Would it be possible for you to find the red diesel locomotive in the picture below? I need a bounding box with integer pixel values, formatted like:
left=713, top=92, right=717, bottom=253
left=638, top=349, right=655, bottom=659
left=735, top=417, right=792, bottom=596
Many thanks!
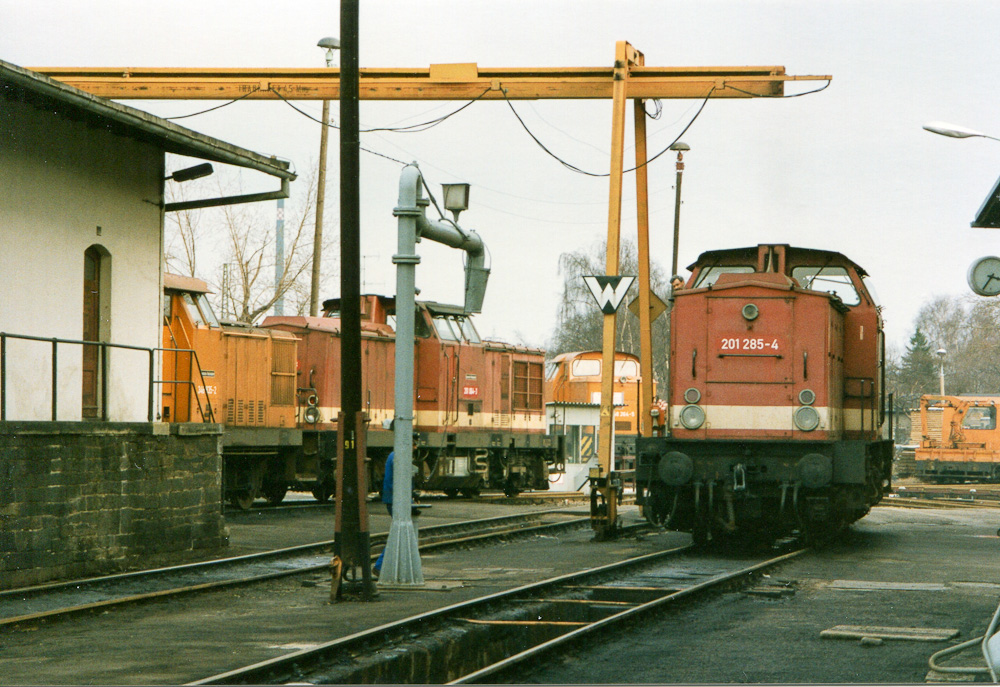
left=261, top=294, right=562, bottom=500
left=636, top=244, right=893, bottom=543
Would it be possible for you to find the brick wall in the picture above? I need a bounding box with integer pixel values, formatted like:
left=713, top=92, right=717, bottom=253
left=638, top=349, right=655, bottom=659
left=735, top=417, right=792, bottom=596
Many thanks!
left=0, top=422, right=228, bottom=589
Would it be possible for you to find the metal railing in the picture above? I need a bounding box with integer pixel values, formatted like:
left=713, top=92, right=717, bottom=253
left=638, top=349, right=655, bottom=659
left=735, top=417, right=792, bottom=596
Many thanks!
left=0, top=331, right=214, bottom=424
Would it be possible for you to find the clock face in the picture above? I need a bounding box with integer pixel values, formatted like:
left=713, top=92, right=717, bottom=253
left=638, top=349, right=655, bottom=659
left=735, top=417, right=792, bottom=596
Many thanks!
left=968, top=256, right=1000, bottom=296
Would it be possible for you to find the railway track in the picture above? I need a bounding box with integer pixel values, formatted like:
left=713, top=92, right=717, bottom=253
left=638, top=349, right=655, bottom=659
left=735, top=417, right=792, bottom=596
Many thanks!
left=190, top=544, right=806, bottom=685
left=884, top=484, right=1000, bottom=510
left=0, top=509, right=592, bottom=628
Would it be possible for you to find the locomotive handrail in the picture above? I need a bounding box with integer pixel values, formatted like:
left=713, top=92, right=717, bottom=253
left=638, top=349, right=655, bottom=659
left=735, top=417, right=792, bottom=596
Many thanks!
left=154, top=346, right=216, bottom=424
left=0, top=331, right=156, bottom=422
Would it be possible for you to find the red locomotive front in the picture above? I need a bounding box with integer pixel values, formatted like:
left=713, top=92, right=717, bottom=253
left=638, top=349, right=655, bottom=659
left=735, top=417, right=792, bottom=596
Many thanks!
left=637, top=244, right=893, bottom=543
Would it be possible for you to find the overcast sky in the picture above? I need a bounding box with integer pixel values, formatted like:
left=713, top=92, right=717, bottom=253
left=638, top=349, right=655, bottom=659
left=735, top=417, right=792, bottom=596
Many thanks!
left=5, top=1, right=1000, bottom=352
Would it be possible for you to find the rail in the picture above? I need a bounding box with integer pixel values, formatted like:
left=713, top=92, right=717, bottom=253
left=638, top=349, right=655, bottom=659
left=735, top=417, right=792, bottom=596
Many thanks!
left=0, top=331, right=215, bottom=424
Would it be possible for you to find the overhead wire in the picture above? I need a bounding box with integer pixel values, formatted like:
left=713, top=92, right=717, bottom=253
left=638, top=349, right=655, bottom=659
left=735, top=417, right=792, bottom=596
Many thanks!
left=164, top=87, right=262, bottom=120
left=500, top=85, right=716, bottom=177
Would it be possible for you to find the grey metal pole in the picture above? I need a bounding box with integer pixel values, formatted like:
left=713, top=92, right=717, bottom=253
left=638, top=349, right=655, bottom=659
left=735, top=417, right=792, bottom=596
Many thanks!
left=670, top=149, right=685, bottom=278
left=381, top=164, right=425, bottom=586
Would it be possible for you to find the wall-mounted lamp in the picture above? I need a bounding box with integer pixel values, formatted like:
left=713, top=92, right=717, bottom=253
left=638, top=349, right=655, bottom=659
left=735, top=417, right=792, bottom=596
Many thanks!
left=167, top=163, right=214, bottom=183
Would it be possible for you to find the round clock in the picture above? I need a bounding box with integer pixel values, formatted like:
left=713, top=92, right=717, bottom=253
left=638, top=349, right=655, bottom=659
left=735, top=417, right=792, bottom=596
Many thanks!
left=968, top=256, right=1000, bottom=296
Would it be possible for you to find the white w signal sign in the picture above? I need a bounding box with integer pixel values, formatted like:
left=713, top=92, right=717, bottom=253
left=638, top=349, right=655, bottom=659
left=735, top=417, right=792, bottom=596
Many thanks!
left=584, top=275, right=635, bottom=314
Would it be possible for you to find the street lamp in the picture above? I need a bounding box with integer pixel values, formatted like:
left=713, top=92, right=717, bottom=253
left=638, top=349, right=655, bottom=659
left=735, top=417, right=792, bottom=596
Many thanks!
left=923, top=121, right=1000, bottom=142
left=310, top=36, right=341, bottom=317
left=936, top=348, right=947, bottom=396
left=669, top=141, right=690, bottom=278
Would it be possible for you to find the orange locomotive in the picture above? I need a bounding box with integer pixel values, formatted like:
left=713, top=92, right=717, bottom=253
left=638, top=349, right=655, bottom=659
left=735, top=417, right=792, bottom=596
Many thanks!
left=163, top=278, right=563, bottom=506
left=914, top=395, right=1000, bottom=482
left=636, top=244, right=894, bottom=543
left=545, top=350, right=650, bottom=460
left=162, top=274, right=305, bottom=509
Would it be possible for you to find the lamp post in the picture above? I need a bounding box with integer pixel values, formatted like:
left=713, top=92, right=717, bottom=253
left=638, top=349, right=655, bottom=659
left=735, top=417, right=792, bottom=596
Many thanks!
left=311, top=36, right=340, bottom=317
left=923, top=121, right=1000, bottom=142
left=936, top=348, right=947, bottom=396
left=669, top=141, right=689, bottom=278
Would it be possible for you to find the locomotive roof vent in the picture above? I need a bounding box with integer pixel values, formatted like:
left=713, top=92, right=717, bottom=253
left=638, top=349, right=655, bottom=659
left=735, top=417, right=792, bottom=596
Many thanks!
left=742, top=303, right=759, bottom=321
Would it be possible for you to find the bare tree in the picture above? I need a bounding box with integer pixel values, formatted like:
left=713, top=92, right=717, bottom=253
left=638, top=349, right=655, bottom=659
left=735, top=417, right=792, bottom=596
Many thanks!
left=548, top=238, right=671, bottom=386
left=163, top=164, right=332, bottom=324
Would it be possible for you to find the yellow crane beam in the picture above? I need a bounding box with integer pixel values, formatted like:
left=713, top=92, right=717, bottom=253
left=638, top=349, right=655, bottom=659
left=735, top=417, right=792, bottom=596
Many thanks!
left=31, top=63, right=828, bottom=100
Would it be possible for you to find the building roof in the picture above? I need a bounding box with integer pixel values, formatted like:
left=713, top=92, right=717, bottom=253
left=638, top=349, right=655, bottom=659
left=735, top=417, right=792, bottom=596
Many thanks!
left=0, top=59, right=295, bottom=182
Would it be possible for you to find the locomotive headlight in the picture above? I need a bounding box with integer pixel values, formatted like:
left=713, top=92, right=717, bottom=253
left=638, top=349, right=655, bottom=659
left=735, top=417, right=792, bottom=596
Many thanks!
left=304, top=405, right=321, bottom=424
left=683, top=387, right=701, bottom=404
left=793, top=405, right=820, bottom=432
left=798, top=389, right=816, bottom=405
left=679, top=404, right=706, bottom=430
left=742, top=303, right=759, bottom=321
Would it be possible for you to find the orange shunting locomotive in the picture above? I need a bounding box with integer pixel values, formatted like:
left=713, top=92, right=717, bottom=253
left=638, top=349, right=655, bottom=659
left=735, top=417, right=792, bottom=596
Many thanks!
left=636, top=244, right=893, bottom=543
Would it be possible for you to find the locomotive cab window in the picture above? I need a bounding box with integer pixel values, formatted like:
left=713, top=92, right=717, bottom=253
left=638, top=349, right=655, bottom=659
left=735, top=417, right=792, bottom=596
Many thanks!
left=962, top=406, right=996, bottom=430
left=433, top=316, right=460, bottom=341
left=614, top=359, right=639, bottom=379
left=791, top=266, right=860, bottom=306
left=181, top=293, right=206, bottom=326
left=571, top=359, right=601, bottom=378
left=693, top=265, right=754, bottom=288
left=460, top=317, right=481, bottom=344
left=196, top=293, right=221, bottom=327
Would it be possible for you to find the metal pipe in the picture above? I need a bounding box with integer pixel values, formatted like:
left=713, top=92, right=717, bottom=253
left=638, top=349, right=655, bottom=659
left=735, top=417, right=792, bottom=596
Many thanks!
left=1, top=334, right=6, bottom=422
left=164, top=178, right=291, bottom=212
left=381, top=163, right=426, bottom=586
left=51, top=338, right=57, bottom=421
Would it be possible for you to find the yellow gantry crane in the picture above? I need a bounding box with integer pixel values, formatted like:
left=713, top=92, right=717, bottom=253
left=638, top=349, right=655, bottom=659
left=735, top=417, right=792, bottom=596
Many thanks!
left=35, top=41, right=829, bottom=537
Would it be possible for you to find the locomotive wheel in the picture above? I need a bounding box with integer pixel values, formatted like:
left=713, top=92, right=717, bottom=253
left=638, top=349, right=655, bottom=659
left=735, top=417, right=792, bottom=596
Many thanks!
left=311, top=486, right=332, bottom=503
left=503, top=484, right=521, bottom=498
left=461, top=488, right=480, bottom=498
left=229, top=490, right=256, bottom=511
left=262, top=483, right=288, bottom=506
left=443, top=488, right=460, bottom=499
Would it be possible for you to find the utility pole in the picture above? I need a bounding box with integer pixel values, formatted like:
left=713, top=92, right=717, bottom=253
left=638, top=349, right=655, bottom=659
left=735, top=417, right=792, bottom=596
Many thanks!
left=312, top=37, right=340, bottom=317
left=274, top=198, right=284, bottom=316
left=332, top=0, right=374, bottom=600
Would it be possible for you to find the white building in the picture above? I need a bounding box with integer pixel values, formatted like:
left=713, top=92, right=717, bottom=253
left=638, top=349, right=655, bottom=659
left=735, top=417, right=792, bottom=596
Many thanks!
left=0, top=59, right=295, bottom=422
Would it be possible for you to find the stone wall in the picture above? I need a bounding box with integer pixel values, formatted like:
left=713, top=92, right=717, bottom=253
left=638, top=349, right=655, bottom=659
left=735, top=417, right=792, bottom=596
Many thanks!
left=0, top=421, right=228, bottom=589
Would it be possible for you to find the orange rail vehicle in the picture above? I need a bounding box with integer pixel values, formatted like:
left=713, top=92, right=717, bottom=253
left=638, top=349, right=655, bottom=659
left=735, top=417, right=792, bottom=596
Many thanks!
left=635, top=244, right=894, bottom=543
left=162, top=274, right=306, bottom=509
left=545, top=350, right=654, bottom=460
left=163, top=275, right=564, bottom=507
left=914, top=395, right=1000, bottom=482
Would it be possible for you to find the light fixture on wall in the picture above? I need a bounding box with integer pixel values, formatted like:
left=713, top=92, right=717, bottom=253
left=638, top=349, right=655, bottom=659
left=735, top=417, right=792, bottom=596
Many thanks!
left=167, top=163, right=214, bottom=183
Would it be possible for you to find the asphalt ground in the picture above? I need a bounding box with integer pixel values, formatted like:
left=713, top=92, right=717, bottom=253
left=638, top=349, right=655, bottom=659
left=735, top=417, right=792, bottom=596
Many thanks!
left=521, top=504, right=1000, bottom=684
left=2, top=499, right=997, bottom=685
left=0, top=497, right=682, bottom=686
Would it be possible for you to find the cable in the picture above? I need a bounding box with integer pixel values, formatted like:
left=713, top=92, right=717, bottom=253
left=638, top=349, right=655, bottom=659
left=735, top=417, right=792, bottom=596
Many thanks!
left=501, top=86, right=715, bottom=177
left=164, top=87, right=262, bottom=120
left=725, top=79, right=832, bottom=98
left=271, top=86, right=492, bottom=133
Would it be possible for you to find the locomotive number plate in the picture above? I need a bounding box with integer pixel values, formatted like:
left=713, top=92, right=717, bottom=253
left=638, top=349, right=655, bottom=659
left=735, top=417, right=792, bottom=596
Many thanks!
left=717, top=336, right=781, bottom=354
